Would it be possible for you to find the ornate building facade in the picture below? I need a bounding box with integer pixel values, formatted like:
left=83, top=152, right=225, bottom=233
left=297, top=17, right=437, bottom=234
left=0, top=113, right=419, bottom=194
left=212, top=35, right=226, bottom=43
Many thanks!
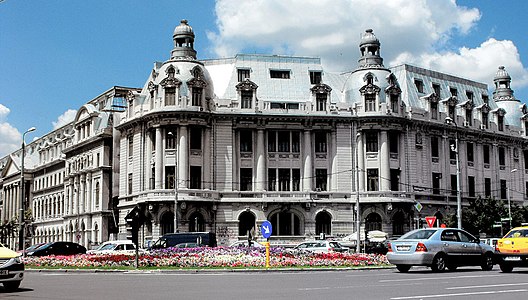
left=1, top=20, right=527, bottom=249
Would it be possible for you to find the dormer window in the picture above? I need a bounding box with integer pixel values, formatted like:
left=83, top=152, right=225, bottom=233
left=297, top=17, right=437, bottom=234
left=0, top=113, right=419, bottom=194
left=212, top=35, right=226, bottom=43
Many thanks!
left=165, top=87, right=176, bottom=105
left=390, top=94, right=399, bottom=113
left=310, top=71, right=322, bottom=84
left=432, top=83, right=441, bottom=97
left=270, top=70, right=290, bottom=79
left=431, top=102, right=438, bottom=120
left=361, top=73, right=380, bottom=112
left=482, top=112, right=489, bottom=129
left=466, top=91, right=474, bottom=101
left=365, top=93, right=376, bottom=112
left=414, top=79, right=424, bottom=93
left=448, top=105, right=455, bottom=120
left=316, top=93, right=327, bottom=111
left=450, top=87, right=458, bottom=97
left=465, top=108, right=473, bottom=126
left=236, top=79, right=258, bottom=110
left=241, top=91, right=253, bottom=109
left=238, top=69, right=250, bottom=82
left=192, top=87, right=202, bottom=106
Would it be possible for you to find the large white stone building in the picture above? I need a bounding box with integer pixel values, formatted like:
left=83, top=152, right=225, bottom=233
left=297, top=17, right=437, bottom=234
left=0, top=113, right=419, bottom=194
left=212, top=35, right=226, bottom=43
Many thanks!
left=1, top=20, right=527, bottom=249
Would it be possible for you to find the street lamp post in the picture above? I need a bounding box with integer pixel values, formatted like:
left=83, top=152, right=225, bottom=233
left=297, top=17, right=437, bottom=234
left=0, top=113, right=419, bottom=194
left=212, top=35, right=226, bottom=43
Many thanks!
left=19, top=127, right=36, bottom=252
left=508, top=169, right=517, bottom=229
left=445, top=117, right=462, bottom=229
left=355, top=132, right=361, bottom=253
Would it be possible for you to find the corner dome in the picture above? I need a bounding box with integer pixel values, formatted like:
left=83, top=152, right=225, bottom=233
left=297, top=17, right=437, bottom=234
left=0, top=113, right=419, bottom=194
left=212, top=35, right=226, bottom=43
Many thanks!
left=494, top=66, right=511, bottom=82
left=359, top=29, right=380, bottom=47
left=173, top=19, right=194, bottom=36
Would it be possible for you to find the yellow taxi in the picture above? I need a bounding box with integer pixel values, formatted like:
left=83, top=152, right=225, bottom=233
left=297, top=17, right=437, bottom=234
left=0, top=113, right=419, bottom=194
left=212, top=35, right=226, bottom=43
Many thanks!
left=496, top=226, right=528, bottom=272
left=0, top=243, right=24, bottom=291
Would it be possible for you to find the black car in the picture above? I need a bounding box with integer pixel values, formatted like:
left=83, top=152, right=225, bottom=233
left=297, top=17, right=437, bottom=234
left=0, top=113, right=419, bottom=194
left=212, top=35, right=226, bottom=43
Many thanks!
left=26, top=242, right=86, bottom=257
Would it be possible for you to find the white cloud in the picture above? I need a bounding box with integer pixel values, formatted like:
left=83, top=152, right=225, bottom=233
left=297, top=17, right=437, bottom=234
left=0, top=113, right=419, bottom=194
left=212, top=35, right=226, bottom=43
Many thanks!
left=0, top=104, right=21, bottom=158
left=209, top=0, right=528, bottom=92
left=52, top=109, right=77, bottom=130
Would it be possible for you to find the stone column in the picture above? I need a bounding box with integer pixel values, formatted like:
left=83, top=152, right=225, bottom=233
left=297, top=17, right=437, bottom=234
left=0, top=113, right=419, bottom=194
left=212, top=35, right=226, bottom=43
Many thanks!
left=203, top=128, right=211, bottom=190
left=146, top=130, right=153, bottom=189
left=303, top=130, right=312, bottom=191
left=380, top=131, right=390, bottom=191
left=256, top=129, right=265, bottom=191
left=80, top=174, right=86, bottom=213
left=178, top=125, right=188, bottom=189
left=87, top=173, right=92, bottom=213
left=155, top=126, right=163, bottom=189
left=330, top=130, right=338, bottom=191
left=357, top=134, right=365, bottom=192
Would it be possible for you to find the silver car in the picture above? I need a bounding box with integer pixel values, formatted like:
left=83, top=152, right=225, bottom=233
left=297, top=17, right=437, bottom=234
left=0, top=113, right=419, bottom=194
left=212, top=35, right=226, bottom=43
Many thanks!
left=386, top=228, right=495, bottom=272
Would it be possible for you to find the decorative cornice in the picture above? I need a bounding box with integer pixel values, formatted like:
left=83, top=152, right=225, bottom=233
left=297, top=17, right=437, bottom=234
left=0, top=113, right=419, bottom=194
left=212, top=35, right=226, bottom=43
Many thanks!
left=310, top=83, right=332, bottom=94
left=236, top=79, right=258, bottom=91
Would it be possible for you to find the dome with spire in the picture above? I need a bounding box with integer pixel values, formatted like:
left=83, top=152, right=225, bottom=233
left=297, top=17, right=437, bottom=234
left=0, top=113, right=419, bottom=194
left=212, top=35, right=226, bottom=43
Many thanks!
left=171, top=19, right=197, bottom=60
left=494, top=65, right=511, bottom=82
left=359, top=29, right=380, bottom=47
left=174, top=19, right=194, bottom=36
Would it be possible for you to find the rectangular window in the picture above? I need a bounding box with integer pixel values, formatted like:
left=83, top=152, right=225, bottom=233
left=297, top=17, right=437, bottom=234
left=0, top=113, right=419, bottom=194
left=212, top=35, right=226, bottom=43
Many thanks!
left=268, top=131, right=276, bottom=152
left=367, top=169, right=379, bottom=191
left=482, top=112, right=489, bottom=129
left=365, top=131, right=378, bottom=153
left=165, top=87, right=176, bottom=106
left=390, top=94, right=399, bottom=112
left=485, top=178, right=491, bottom=197
left=468, top=176, right=475, bottom=197
left=268, top=169, right=276, bottom=191
left=365, top=93, right=376, bottom=112
left=128, top=135, right=134, bottom=158
left=466, top=91, right=474, bottom=101
left=237, top=69, right=250, bottom=82
left=466, top=109, right=473, bottom=126
left=192, top=87, right=202, bottom=106
left=314, top=131, right=327, bottom=153
left=389, top=133, right=398, bottom=154
left=499, top=147, right=505, bottom=166
left=414, top=79, right=424, bottom=93
left=241, top=91, right=252, bottom=109
left=270, top=70, right=290, bottom=79
left=190, top=127, right=202, bottom=150
left=316, top=93, right=327, bottom=111
left=450, top=87, right=458, bottom=97
left=165, top=166, right=175, bottom=189
left=292, top=169, right=300, bottom=191
left=310, top=71, right=322, bottom=84
left=390, top=169, right=400, bottom=191
left=270, top=102, right=285, bottom=109
left=315, top=169, right=327, bottom=191
left=278, top=131, right=290, bottom=152
left=431, top=136, right=439, bottom=158
left=128, top=173, right=133, bottom=195
left=190, top=166, right=201, bottom=189
left=278, top=168, right=290, bottom=191
left=286, top=103, right=299, bottom=110
left=450, top=174, right=458, bottom=196
left=467, top=142, right=474, bottom=162
left=240, top=168, right=252, bottom=191
left=240, top=130, right=253, bottom=152
left=431, top=102, right=438, bottom=120
left=500, top=179, right=507, bottom=200
left=291, top=131, right=300, bottom=153
left=483, top=145, right=490, bottom=164
left=432, top=173, right=441, bottom=194
left=433, top=83, right=441, bottom=96
left=166, top=128, right=177, bottom=149
left=482, top=94, right=489, bottom=104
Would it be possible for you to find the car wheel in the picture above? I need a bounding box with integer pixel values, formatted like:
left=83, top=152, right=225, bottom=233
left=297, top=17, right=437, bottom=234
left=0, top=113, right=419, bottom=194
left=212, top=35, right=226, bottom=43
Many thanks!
left=396, top=265, right=411, bottom=273
left=431, top=254, right=446, bottom=272
left=447, top=265, right=458, bottom=271
left=3, top=281, right=21, bottom=291
left=481, top=253, right=494, bottom=271
left=499, top=263, right=513, bottom=273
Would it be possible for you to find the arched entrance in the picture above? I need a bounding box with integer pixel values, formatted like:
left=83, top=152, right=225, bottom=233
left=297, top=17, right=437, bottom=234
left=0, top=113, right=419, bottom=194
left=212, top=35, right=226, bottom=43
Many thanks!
left=189, top=212, right=205, bottom=232
left=160, top=211, right=174, bottom=235
left=270, top=211, right=301, bottom=236
left=315, top=211, right=332, bottom=235
left=365, top=212, right=382, bottom=232
left=238, top=211, right=256, bottom=236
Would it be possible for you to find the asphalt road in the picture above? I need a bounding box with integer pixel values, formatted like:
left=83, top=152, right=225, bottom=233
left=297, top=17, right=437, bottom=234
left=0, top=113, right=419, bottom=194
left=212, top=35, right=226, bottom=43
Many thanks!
left=2, top=267, right=528, bottom=300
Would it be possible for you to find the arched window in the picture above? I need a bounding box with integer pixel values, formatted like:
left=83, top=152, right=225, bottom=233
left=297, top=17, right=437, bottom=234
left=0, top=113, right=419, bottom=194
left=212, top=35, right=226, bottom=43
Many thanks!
left=315, top=211, right=332, bottom=235
left=189, top=212, right=205, bottom=232
left=365, top=212, right=382, bottom=232
left=160, top=212, right=174, bottom=235
left=392, top=211, right=405, bottom=236
left=238, top=211, right=256, bottom=236
left=94, top=223, right=99, bottom=245
left=270, top=211, right=301, bottom=236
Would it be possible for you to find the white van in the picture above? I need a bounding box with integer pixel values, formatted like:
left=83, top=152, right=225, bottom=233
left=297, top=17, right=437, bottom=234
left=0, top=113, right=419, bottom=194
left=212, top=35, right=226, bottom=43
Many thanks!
left=87, top=240, right=140, bottom=255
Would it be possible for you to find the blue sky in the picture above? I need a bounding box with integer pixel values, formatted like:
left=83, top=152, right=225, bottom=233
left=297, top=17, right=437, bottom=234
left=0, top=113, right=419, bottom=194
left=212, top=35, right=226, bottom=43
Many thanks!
left=1, top=0, right=527, bottom=157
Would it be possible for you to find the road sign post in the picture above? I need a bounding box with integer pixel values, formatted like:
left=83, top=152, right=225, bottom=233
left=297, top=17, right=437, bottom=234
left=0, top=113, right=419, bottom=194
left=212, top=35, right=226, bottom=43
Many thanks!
left=425, top=216, right=437, bottom=228
left=261, top=221, right=272, bottom=268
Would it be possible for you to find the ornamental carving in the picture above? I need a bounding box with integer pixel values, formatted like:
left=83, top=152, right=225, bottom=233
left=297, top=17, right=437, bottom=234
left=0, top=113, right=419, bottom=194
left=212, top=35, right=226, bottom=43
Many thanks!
left=310, top=83, right=332, bottom=94
left=359, top=83, right=381, bottom=95
left=494, top=108, right=507, bottom=117
left=461, top=100, right=474, bottom=110
left=160, top=76, right=181, bottom=87
left=126, top=90, right=135, bottom=102
left=443, top=96, right=458, bottom=107
left=148, top=81, right=157, bottom=92
left=477, top=103, right=491, bottom=114
left=236, top=79, right=258, bottom=91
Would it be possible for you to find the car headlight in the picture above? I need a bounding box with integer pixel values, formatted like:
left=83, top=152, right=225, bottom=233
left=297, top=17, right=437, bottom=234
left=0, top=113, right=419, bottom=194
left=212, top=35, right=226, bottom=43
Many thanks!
left=10, top=257, right=22, bottom=264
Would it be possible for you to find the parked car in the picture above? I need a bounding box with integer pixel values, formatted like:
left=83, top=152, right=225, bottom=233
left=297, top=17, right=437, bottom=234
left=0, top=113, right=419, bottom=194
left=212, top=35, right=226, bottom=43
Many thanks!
left=387, top=228, right=495, bottom=272
left=292, top=240, right=349, bottom=253
left=481, top=238, right=500, bottom=248
left=87, top=240, right=140, bottom=255
left=229, top=240, right=265, bottom=248
left=0, top=243, right=24, bottom=291
left=495, top=226, right=528, bottom=272
left=26, top=241, right=86, bottom=257
left=19, top=242, right=48, bottom=255
left=174, top=242, right=200, bottom=249
left=150, top=232, right=217, bottom=250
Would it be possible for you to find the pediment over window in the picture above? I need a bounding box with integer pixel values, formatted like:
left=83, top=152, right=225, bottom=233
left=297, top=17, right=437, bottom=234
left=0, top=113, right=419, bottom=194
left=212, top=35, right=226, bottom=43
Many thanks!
left=441, top=96, right=458, bottom=107
left=359, top=83, right=381, bottom=95
left=160, top=76, right=181, bottom=87
left=385, top=74, right=401, bottom=95
left=492, top=107, right=507, bottom=117
left=310, top=83, right=332, bottom=94
left=187, top=66, right=208, bottom=88
left=236, top=79, right=258, bottom=91
left=476, top=103, right=491, bottom=113
left=420, top=93, right=439, bottom=103
left=459, top=100, right=474, bottom=110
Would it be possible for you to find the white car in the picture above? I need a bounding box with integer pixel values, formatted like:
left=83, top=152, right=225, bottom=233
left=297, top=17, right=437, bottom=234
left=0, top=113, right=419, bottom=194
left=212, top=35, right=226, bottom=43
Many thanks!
left=292, top=241, right=349, bottom=253
left=87, top=240, right=141, bottom=255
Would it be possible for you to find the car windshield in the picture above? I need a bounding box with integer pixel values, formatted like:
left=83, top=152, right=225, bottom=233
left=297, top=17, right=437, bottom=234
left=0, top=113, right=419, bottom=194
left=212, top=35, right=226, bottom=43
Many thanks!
left=100, top=244, right=117, bottom=250
left=400, top=229, right=437, bottom=240
left=505, top=229, right=528, bottom=238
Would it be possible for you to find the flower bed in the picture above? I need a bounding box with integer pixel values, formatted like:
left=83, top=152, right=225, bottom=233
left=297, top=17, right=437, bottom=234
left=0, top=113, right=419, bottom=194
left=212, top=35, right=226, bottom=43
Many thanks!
left=24, top=246, right=389, bottom=269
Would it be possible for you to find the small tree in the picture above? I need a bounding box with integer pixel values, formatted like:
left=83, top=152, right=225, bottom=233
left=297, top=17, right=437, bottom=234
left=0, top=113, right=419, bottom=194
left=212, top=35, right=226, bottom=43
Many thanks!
left=446, top=197, right=507, bottom=237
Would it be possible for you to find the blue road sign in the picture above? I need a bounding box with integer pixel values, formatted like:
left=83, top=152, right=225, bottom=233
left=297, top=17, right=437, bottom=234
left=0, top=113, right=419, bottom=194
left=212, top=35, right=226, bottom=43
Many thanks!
left=261, top=220, right=272, bottom=239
